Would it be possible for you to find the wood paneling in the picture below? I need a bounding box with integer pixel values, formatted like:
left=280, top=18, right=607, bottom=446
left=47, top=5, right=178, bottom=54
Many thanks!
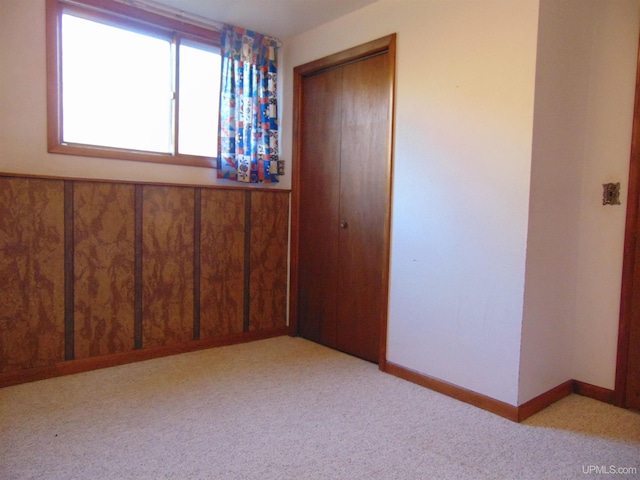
left=0, top=327, right=288, bottom=389
left=0, top=178, right=65, bottom=372
left=142, top=186, right=195, bottom=347
left=250, top=191, right=289, bottom=331
left=0, top=174, right=290, bottom=386
left=73, top=182, right=135, bottom=359
left=200, top=189, right=245, bottom=338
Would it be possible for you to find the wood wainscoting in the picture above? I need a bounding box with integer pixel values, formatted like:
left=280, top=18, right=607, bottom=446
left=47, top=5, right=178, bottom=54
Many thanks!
left=0, top=173, right=289, bottom=388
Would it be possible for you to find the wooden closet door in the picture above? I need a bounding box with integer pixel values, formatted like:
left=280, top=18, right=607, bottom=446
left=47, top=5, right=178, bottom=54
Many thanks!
left=627, top=297, right=640, bottom=409
left=336, top=52, right=391, bottom=362
left=618, top=29, right=640, bottom=410
left=297, top=50, right=392, bottom=363
left=298, top=67, right=343, bottom=349
left=625, top=216, right=640, bottom=409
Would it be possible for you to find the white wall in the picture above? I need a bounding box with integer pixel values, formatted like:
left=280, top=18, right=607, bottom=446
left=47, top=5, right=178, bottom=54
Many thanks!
left=519, top=0, right=639, bottom=403
left=519, top=0, right=595, bottom=404
left=282, top=0, right=540, bottom=405
left=572, top=0, right=639, bottom=389
left=0, top=0, right=290, bottom=189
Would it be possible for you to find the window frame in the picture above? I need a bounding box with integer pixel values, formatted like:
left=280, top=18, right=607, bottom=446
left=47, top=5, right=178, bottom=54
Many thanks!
left=46, top=0, right=222, bottom=168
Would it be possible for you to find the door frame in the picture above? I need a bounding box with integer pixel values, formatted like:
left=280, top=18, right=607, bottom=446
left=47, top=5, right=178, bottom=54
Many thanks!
left=616, top=31, right=640, bottom=408
left=288, top=34, right=397, bottom=368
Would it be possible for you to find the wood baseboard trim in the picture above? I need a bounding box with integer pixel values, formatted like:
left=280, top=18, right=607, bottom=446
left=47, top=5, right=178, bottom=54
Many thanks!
left=0, top=327, right=288, bottom=389
left=573, top=380, right=617, bottom=405
left=384, top=362, right=519, bottom=421
left=517, top=380, right=574, bottom=422
left=384, top=362, right=578, bottom=422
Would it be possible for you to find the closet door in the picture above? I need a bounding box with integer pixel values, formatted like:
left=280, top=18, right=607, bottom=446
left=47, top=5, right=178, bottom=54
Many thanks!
left=297, top=53, right=392, bottom=363
left=335, top=52, right=390, bottom=362
left=298, top=67, right=343, bottom=349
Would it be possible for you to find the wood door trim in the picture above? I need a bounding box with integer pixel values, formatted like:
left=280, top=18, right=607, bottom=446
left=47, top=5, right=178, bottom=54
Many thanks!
left=294, top=35, right=395, bottom=78
left=616, top=30, right=640, bottom=407
left=289, top=34, right=397, bottom=369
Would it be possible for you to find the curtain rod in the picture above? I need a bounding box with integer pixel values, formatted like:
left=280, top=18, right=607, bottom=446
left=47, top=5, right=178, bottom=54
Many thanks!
left=112, top=0, right=225, bottom=31
left=62, top=0, right=281, bottom=44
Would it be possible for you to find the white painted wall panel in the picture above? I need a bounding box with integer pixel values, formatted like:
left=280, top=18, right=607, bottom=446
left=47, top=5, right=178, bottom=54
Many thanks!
left=572, top=0, right=639, bottom=390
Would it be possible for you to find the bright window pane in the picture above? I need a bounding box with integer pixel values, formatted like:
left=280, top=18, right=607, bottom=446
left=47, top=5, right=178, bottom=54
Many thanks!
left=61, top=14, right=173, bottom=153
left=178, top=41, right=221, bottom=157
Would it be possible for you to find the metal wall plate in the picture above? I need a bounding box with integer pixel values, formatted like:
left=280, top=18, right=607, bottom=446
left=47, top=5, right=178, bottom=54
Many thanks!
left=602, top=182, right=621, bottom=205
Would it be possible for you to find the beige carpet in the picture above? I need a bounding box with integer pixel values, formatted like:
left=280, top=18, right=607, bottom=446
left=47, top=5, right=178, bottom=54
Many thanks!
left=1, top=336, right=639, bottom=480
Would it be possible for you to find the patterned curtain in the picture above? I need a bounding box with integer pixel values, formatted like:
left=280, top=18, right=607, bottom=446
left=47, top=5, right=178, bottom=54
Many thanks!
left=218, top=25, right=282, bottom=183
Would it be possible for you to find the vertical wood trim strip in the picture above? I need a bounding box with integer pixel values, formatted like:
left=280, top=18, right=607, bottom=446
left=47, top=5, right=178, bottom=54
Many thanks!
left=243, top=191, right=252, bottom=332
left=379, top=34, right=396, bottom=370
left=289, top=65, right=302, bottom=338
left=134, top=185, right=143, bottom=350
left=616, top=29, right=640, bottom=408
left=193, top=188, right=202, bottom=340
left=64, top=181, right=75, bottom=361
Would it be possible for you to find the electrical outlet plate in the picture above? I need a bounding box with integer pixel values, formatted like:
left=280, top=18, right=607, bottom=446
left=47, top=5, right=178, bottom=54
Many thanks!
left=602, top=182, right=621, bottom=205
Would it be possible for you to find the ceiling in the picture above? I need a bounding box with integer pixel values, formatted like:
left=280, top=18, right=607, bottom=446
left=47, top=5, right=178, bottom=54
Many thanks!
left=144, top=0, right=380, bottom=39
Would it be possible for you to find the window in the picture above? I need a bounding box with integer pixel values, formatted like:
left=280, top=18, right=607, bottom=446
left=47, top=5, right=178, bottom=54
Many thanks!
left=46, top=0, right=222, bottom=168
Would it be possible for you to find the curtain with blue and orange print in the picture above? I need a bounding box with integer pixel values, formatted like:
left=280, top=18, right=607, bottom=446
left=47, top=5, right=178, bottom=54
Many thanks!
left=218, top=25, right=281, bottom=183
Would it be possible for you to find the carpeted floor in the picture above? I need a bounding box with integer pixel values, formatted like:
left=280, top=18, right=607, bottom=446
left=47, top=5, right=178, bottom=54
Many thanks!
left=1, top=336, right=639, bottom=479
